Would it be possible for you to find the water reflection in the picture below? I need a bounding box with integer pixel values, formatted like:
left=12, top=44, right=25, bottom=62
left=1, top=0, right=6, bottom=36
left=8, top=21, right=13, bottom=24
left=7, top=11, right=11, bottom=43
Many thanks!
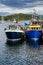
left=26, top=39, right=42, bottom=48
left=0, top=40, right=26, bottom=65
left=6, top=40, right=25, bottom=46
left=6, top=39, right=43, bottom=48
left=41, top=39, right=43, bottom=45
left=0, top=22, right=43, bottom=65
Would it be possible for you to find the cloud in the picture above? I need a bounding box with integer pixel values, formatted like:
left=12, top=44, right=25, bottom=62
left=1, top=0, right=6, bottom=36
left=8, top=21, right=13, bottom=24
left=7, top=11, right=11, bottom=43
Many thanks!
left=1, top=0, right=43, bottom=8
left=0, top=3, right=33, bottom=15
left=1, top=0, right=25, bottom=8
left=0, top=3, right=32, bottom=15
left=0, top=4, right=19, bottom=15
left=24, top=1, right=43, bottom=8
left=0, top=3, right=43, bottom=16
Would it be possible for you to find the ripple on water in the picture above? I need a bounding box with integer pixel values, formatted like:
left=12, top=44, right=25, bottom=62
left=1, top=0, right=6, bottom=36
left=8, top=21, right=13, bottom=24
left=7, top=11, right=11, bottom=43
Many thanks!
left=0, top=22, right=43, bottom=65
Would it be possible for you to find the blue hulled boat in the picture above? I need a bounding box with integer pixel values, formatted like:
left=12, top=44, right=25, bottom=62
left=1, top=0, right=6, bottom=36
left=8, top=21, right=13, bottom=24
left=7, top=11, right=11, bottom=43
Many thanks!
left=25, top=20, right=42, bottom=40
left=5, top=24, right=24, bottom=41
left=25, top=9, right=42, bottom=40
left=25, top=29, right=42, bottom=41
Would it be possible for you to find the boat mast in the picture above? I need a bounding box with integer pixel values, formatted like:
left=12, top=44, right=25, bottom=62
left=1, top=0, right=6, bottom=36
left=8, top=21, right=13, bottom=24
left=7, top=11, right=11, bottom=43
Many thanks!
left=33, top=9, right=38, bottom=24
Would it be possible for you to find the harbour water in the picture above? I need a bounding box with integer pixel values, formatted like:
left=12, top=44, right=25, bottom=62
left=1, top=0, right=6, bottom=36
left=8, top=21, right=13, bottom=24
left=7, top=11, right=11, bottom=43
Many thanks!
left=0, top=21, right=43, bottom=65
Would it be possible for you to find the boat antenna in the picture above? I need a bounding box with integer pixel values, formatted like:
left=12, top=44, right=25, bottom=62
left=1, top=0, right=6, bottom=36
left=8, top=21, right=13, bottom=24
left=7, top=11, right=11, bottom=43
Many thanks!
left=33, top=9, right=39, bottom=21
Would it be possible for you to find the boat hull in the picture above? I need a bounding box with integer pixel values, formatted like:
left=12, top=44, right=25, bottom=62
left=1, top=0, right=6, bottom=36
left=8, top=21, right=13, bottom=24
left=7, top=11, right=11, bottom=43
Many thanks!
left=5, top=32, right=23, bottom=41
left=25, top=30, right=42, bottom=40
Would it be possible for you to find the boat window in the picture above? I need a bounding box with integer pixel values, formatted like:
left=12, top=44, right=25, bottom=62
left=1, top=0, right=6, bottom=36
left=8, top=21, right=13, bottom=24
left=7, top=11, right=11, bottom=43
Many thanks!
left=14, top=26, right=17, bottom=29
left=9, top=25, right=17, bottom=30
left=32, top=28, right=33, bottom=30
left=17, top=26, right=21, bottom=30
left=36, top=28, right=38, bottom=30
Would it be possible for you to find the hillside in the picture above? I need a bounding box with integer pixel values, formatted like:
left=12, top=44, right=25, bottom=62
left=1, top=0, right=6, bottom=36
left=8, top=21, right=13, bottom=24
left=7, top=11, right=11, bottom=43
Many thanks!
left=4, top=13, right=32, bottom=21
left=0, top=13, right=43, bottom=21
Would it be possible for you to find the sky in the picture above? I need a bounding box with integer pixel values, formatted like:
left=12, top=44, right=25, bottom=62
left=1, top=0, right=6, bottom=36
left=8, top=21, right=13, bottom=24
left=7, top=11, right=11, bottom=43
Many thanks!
left=0, top=0, right=43, bottom=16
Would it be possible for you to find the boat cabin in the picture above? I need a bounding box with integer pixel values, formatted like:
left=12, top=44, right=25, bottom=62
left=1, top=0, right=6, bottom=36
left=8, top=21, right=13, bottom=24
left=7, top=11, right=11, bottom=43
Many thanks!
left=6, top=25, right=21, bottom=30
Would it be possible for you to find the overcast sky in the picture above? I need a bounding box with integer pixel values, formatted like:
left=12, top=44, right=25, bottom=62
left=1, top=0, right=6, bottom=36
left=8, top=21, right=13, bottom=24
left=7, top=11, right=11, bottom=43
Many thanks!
left=0, top=0, right=43, bottom=16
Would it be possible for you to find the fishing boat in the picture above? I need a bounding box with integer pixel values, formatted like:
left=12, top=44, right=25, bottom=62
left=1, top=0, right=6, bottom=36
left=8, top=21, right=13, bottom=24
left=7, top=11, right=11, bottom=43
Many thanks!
left=25, top=24, right=42, bottom=41
left=25, top=10, right=42, bottom=41
left=4, top=24, right=24, bottom=41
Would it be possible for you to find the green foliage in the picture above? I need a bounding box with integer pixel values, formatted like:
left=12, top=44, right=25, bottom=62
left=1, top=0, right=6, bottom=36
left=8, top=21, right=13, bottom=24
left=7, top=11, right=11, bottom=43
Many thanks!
left=4, top=13, right=32, bottom=21
left=0, top=13, right=42, bottom=21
